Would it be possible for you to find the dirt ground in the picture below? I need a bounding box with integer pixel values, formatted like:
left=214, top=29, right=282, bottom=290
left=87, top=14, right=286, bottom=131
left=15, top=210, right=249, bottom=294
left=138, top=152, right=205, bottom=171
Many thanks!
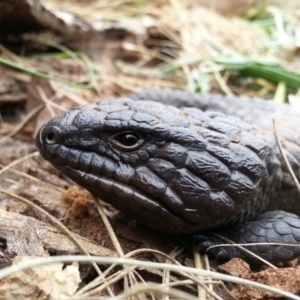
left=1, top=0, right=300, bottom=299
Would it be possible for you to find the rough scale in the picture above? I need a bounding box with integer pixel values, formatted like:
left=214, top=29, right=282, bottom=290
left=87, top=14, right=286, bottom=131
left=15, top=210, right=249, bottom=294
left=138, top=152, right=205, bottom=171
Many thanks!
left=35, top=89, right=300, bottom=263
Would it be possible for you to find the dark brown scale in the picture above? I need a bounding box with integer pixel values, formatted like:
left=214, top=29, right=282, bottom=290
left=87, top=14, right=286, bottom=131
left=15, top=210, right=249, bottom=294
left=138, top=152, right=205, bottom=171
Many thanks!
left=35, top=89, right=300, bottom=263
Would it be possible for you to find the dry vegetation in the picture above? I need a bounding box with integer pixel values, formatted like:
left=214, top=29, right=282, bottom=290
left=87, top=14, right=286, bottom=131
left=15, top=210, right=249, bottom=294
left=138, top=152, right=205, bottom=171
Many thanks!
left=1, top=0, right=300, bottom=299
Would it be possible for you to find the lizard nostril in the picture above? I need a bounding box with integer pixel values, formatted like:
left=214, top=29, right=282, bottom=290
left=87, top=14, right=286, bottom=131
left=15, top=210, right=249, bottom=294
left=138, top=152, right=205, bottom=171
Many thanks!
left=45, top=132, right=56, bottom=144
left=41, top=125, right=62, bottom=145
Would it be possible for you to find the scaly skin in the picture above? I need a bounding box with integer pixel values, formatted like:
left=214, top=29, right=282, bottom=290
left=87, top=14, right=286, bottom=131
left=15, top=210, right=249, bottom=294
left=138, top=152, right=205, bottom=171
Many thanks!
left=131, top=89, right=300, bottom=215
left=35, top=89, right=300, bottom=263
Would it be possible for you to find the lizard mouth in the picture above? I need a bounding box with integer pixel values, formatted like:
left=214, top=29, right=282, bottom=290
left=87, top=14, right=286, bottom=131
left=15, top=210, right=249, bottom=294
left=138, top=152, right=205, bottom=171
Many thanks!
left=58, top=164, right=205, bottom=235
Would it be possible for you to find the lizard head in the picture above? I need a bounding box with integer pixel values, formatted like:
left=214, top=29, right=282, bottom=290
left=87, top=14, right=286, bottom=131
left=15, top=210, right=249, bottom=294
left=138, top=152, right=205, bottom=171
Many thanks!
left=35, top=97, right=267, bottom=234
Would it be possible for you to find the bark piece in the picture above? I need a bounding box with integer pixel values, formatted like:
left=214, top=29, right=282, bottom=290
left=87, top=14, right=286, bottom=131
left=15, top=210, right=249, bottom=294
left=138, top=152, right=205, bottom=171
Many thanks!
left=0, top=209, right=116, bottom=257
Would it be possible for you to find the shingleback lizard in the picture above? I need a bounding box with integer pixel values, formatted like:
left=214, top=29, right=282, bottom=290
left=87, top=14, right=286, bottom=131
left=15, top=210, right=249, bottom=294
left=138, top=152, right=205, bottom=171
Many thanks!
left=35, top=89, right=300, bottom=264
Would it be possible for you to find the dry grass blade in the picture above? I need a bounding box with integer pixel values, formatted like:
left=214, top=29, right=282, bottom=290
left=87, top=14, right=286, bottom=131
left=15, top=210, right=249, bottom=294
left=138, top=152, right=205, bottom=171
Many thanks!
left=76, top=247, right=222, bottom=298
left=0, top=104, right=45, bottom=144
left=36, top=86, right=57, bottom=117
left=273, top=119, right=300, bottom=195
left=207, top=233, right=277, bottom=269
left=0, top=152, right=39, bottom=176
left=80, top=266, right=137, bottom=298
left=116, top=283, right=201, bottom=300
left=75, top=248, right=179, bottom=297
left=193, top=246, right=208, bottom=299
left=93, top=195, right=142, bottom=296
left=93, top=196, right=125, bottom=257
left=0, top=256, right=299, bottom=300
left=0, top=163, right=67, bottom=193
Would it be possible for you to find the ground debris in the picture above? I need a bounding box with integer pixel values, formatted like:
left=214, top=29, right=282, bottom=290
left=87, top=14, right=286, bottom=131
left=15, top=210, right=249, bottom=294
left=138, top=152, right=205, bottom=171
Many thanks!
left=0, top=209, right=116, bottom=257
left=219, top=258, right=300, bottom=299
left=0, top=256, right=81, bottom=300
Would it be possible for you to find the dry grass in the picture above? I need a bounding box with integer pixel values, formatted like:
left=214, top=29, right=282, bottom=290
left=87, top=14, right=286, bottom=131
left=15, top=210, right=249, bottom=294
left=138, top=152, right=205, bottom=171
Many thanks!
left=1, top=0, right=300, bottom=299
left=43, top=0, right=300, bottom=100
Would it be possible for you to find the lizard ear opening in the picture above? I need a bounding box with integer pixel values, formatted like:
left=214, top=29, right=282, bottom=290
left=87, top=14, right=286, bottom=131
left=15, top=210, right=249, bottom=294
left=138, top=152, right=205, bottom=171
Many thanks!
left=110, top=131, right=144, bottom=151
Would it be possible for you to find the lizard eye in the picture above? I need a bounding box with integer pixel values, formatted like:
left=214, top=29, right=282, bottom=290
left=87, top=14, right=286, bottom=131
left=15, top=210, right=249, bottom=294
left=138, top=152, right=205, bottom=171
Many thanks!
left=117, top=133, right=138, bottom=146
left=111, top=131, right=143, bottom=150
